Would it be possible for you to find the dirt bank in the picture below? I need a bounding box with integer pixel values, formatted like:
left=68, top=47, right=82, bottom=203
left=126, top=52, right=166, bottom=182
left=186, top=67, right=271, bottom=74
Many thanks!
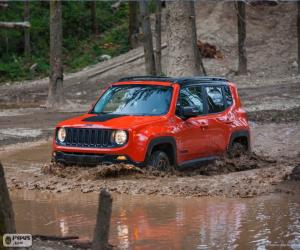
left=1, top=1, right=300, bottom=111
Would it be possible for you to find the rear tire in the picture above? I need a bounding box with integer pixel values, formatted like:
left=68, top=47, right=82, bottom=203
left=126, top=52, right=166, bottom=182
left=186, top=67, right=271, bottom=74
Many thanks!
left=147, top=151, right=171, bottom=171
left=228, top=142, right=247, bottom=158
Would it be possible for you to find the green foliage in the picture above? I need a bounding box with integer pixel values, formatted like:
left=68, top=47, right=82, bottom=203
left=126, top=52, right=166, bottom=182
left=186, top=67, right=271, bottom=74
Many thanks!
left=0, top=1, right=130, bottom=83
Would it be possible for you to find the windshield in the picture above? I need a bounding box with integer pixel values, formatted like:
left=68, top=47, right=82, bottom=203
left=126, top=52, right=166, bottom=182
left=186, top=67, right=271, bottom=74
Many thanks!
left=92, top=85, right=173, bottom=116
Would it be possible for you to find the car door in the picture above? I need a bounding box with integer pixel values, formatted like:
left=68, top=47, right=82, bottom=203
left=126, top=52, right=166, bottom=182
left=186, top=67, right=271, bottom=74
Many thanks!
left=176, top=85, right=212, bottom=161
left=203, top=85, right=233, bottom=154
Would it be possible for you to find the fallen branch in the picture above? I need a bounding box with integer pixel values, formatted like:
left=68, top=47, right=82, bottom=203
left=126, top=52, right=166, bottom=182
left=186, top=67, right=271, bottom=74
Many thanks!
left=33, top=235, right=79, bottom=241
left=111, top=0, right=123, bottom=11
left=88, top=43, right=167, bottom=79
left=33, top=235, right=92, bottom=249
left=0, top=21, right=30, bottom=29
left=0, top=2, right=8, bottom=9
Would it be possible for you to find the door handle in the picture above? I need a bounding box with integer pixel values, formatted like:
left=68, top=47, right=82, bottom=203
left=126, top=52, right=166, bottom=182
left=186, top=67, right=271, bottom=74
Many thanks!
left=199, top=121, right=208, bottom=129
left=187, top=119, right=208, bottom=129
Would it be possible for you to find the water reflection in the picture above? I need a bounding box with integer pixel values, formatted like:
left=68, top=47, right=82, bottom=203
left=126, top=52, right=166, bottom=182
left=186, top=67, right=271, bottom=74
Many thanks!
left=11, top=191, right=300, bottom=249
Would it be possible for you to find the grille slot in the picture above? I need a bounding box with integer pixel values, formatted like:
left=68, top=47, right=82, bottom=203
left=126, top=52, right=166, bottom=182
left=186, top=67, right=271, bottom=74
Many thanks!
left=63, top=128, right=114, bottom=148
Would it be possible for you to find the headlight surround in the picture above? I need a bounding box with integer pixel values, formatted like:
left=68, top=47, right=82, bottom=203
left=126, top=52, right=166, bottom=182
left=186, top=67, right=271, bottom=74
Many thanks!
left=57, top=127, right=66, bottom=143
left=113, top=130, right=128, bottom=145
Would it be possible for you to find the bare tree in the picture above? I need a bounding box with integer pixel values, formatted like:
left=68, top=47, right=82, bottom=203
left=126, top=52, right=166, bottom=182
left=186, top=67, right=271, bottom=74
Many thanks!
left=298, top=1, right=300, bottom=73
left=128, top=1, right=139, bottom=49
left=155, top=0, right=162, bottom=75
left=24, top=0, right=30, bottom=59
left=236, top=0, right=247, bottom=75
left=90, top=1, right=99, bottom=36
left=190, top=1, right=206, bottom=75
left=47, top=0, right=64, bottom=108
left=139, top=0, right=156, bottom=75
left=166, top=0, right=201, bottom=76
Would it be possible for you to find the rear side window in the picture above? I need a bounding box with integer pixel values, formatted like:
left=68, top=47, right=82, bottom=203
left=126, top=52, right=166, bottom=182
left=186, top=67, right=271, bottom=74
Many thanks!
left=177, top=86, right=204, bottom=115
left=224, top=85, right=233, bottom=106
left=205, top=86, right=225, bottom=113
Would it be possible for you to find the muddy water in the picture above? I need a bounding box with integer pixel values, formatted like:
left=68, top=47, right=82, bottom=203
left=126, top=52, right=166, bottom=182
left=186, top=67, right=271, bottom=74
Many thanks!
left=11, top=190, right=300, bottom=250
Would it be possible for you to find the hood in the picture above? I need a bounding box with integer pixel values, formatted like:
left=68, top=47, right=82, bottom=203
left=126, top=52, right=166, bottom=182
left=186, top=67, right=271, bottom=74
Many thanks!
left=57, top=113, right=166, bottom=130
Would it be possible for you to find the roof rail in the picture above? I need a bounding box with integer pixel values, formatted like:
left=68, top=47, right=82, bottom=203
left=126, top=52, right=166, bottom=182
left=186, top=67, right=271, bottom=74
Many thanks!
left=180, top=76, right=228, bottom=82
left=117, top=75, right=228, bottom=84
left=118, top=75, right=174, bottom=82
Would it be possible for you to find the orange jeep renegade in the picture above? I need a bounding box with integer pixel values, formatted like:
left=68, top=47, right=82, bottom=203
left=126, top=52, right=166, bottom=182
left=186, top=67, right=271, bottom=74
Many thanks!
left=52, top=76, right=250, bottom=170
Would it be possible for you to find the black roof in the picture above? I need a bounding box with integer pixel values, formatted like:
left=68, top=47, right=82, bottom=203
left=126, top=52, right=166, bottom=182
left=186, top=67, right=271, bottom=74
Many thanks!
left=118, top=76, right=228, bottom=85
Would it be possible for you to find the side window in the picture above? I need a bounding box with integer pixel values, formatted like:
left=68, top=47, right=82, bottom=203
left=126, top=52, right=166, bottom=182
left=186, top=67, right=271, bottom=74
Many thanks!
left=224, top=85, right=233, bottom=106
left=176, top=86, right=204, bottom=115
left=205, top=86, right=225, bottom=113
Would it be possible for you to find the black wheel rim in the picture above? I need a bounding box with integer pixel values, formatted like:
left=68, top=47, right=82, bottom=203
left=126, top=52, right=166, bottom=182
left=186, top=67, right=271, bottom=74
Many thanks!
left=157, top=157, right=168, bottom=171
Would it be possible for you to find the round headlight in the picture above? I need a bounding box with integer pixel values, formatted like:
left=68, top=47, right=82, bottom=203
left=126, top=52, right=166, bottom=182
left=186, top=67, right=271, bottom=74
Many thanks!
left=57, top=127, right=66, bottom=142
left=114, top=130, right=127, bottom=145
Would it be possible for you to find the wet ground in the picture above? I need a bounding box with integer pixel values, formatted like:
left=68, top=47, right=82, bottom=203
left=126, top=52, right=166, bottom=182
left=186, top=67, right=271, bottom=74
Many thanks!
left=0, top=133, right=299, bottom=199
left=11, top=190, right=300, bottom=249
left=0, top=75, right=300, bottom=248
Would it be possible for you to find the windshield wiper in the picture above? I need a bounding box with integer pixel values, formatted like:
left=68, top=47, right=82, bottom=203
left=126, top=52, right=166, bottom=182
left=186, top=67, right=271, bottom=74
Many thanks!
left=90, top=111, right=112, bottom=115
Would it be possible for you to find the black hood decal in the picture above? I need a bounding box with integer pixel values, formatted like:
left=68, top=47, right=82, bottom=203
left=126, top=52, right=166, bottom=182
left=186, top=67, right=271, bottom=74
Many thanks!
left=82, top=114, right=128, bottom=122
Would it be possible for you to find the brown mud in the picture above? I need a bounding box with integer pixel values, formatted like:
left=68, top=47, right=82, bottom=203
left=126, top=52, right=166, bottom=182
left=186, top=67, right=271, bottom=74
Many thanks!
left=5, top=151, right=298, bottom=199
left=248, top=106, right=300, bottom=123
left=41, top=152, right=278, bottom=179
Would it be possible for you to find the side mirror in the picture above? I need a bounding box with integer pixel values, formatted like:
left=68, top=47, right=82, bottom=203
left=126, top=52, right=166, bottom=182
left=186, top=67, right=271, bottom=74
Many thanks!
left=180, top=106, right=199, bottom=119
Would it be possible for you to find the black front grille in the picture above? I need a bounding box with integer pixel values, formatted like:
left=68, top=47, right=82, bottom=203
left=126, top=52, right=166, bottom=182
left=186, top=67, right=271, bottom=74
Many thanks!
left=61, top=128, right=115, bottom=148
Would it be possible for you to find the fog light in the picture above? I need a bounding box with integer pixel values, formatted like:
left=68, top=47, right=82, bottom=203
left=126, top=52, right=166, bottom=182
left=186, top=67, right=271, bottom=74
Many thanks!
left=117, top=156, right=127, bottom=161
left=53, top=152, right=56, bottom=157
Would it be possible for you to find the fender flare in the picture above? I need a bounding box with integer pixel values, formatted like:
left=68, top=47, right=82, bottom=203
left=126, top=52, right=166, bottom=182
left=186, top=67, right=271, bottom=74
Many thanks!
left=145, top=136, right=177, bottom=166
left=228, top=130, right=251, bottom=151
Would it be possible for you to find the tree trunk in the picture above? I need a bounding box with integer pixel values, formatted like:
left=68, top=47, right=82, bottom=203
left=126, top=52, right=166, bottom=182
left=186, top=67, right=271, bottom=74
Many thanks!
left=47, top=0, right=64, bottom=108
left=90, top=1, right=98, bottom=36
left=0, top=162, right=16, bottom=240
left=166, top=0, right=200, bottom=76
left=128, top=1, right=139, bottom=49
left=155, top=0, right=162, bottom=75
left=24, top=0, right=30, bottom=59
left=92, top=189, right=112, bottom=250
left=139, top=0, right=156, bottom=75
left=190, top=1, right=206, bottom=76
left=298, top=1, right=300, bottom=73
left=0, top=22, right=30, bottom=29
left=236, top=1, right=247, bottom=75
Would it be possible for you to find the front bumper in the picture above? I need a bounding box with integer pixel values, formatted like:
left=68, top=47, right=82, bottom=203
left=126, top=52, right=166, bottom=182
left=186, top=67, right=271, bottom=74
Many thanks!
left=53, top=151, right=140, bottom=166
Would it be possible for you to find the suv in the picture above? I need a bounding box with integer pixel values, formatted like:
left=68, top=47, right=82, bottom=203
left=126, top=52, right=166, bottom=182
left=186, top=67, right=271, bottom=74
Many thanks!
left=52, top=76, right=250, bottom=170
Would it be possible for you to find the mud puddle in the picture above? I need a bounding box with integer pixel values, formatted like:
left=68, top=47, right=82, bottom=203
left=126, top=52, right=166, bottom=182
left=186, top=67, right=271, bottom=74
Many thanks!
left=11, top=190, right=300, bottom=249
left=1, top=138, right=299, bottom=198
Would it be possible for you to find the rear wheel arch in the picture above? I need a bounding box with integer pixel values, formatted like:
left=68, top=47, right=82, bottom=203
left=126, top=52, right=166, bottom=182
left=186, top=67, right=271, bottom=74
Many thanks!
left=146, top=136, right=177, bottom=167
left=228, top=130, right=250, bottom=152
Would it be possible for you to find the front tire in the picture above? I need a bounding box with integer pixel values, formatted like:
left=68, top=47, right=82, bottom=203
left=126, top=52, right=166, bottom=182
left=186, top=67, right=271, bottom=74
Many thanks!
left=228, top=142, right=247, bottom=158
left=147, top=151, right=171, bottom=171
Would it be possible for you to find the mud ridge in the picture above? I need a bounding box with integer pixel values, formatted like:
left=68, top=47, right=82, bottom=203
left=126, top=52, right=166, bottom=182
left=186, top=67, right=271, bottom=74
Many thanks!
left=6, top=153, right=298, bottom=198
